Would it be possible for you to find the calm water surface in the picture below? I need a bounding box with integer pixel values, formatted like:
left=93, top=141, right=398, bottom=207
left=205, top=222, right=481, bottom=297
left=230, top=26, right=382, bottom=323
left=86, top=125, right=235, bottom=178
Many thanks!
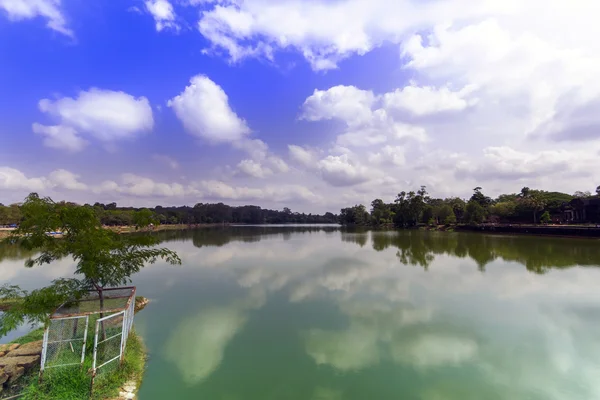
left=2, top=226, right=600, bottom=399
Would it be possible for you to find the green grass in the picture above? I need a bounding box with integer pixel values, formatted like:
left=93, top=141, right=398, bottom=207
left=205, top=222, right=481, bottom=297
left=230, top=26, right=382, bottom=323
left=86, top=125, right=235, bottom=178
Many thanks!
left=19, top=330, right=146, bottom=400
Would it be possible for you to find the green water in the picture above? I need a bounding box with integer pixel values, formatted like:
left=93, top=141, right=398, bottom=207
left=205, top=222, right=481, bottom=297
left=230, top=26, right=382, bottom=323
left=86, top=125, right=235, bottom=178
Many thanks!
left=3, top=226, right=600, bottom=399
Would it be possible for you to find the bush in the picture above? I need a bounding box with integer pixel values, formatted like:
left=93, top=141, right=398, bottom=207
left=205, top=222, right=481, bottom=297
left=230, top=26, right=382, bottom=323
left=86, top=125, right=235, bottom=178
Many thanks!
left=540, top=211, right=551, bottom=224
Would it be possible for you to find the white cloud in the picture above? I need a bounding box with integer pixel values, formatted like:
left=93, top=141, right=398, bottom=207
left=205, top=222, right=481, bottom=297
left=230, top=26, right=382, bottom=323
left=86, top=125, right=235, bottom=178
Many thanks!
left=145, top=0, right=179, bottom=31
left=0, top=167, right=87, bottom=194
left=267, top=156, right=289, bottom=173
left=383, top=85, right=478, bottom=116
left=301, top=85, right=430, bottom=149
left=237, top=159, right=272, bottom=179
left=301, top=86, right=376, bottom=127
left=317, top=154, right=373, bottom=187
left=34, top=89, right=153, bottom=151
left=367, top=146, right=406, bottom=167
left=94, top=173, right=194, bottom=198
left=0, top=167, right=47, bottom=192
left=456, top=146, right=589, bottom=181
left=0, top=0, right=72, bottom=36
left=168, top=74, right=250, bottom=143
left=32, top=123, right=87, bottom=152
left=152, top=154, right=180, bottom=170
left=47, top=169, right=87, bottom=191
left=197, top=180, right=320, bottom=203
left=288, top=145, right=315, bottom=168
left=194, top=0, right=511, bottom=70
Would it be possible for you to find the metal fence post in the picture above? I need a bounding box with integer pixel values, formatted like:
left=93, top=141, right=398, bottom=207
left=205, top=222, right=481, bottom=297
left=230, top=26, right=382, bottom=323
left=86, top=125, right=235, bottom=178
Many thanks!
left=39, top=326, right=49, bottom=383
left=81, top=316, right=89, bottom=368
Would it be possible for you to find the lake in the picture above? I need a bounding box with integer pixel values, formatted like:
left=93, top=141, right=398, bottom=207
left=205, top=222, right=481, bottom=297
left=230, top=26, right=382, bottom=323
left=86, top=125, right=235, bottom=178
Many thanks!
left=2, top=226, right=600, bottom=399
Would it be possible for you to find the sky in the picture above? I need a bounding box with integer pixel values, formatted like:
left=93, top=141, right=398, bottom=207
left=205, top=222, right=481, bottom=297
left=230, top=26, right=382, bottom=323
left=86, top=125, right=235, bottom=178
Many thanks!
left=1, top=0, right=600, bottom=213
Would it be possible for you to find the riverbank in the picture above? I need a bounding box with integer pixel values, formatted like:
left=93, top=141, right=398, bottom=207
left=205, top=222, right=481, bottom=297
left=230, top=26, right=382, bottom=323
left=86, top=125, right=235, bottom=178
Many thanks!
left=0, top=223, right=228, bottom=240
left=454, top=224, right=600, bottom=238
left=0, top=297, right=150, bottom=399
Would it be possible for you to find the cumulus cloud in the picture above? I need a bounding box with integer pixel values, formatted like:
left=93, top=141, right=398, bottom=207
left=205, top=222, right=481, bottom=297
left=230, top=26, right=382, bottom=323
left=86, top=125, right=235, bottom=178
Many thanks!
left=94, top=173, right=194, bottom=198
left=144, top=0, right=179, bottom=31
left=301, top=86, right=377, bottom=127
left=301, top=85, right=431, bottom=149
left=197, top=180, right=320, bottom=203
left=34, top=89, right=153, bottom=151
left=47, top=169, right=87, bottom=191
left=193, top=0, right=509, bottom=70
left=168, top=74, right=250, bottom=143
left=317, top=154, right=373, bottom=187
left=288, top=145, right=316, bottom=168
left=32, top=123, right=87, bottom=152
left=237, top=159, right=273, bottom=179
left=383, top=85, right=478, bottom=116
left=456, top=146, right=588, bottom=181
left=0, top=167, right=88, bottom=194
left=0, top=167, right=47, bottom=192
left=0, top=0, right=72, bottom=36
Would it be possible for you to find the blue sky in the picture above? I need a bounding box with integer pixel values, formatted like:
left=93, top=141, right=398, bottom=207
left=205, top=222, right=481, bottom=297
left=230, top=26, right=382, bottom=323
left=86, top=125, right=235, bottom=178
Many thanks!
left=1, top=0, right=599, bottom=212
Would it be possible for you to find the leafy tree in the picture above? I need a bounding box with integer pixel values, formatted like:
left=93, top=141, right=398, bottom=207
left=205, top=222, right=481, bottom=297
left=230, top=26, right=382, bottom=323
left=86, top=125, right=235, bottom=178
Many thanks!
left=0, top=193, right=181, bottom=336
left=393, top=186, right=429, bottom=227
left=445, top=197, right=466, bottom=221
left=444, top=212, right=457, bottom=225
left=464, top=201, right=485, bottom=224
left=340, top=205, right=369, bottom=225
left=370, top=199, right=392, bottom=225
left=470, top=187, right=492, bottom=208
left=490, top=201, right=516, bottom=220
left=518, top=187, right=546, bottom=224
left=596, top=186, right=600, bottom=196
left=437, top=205, right=455, bottom=225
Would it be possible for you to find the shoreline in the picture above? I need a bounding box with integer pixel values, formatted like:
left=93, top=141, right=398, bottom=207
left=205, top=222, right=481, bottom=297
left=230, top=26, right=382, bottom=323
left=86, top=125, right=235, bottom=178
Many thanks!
left=0, top=223, right=226, bottom=240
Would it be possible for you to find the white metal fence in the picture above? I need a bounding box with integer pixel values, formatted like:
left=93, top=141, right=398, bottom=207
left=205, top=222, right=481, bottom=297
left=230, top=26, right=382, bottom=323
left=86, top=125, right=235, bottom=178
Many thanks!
left=40, top=315, right=89, bottom=376
left=39, top=286, right=137, bottom=391
left=92, top=311, right=124, bottom=376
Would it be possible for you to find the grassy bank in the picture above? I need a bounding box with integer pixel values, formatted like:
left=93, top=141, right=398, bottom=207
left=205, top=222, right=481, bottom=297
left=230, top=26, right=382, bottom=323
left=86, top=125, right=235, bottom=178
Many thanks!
left=18, top=330, right=145, bottom=400
left=0, top=297, right=150, bottom=399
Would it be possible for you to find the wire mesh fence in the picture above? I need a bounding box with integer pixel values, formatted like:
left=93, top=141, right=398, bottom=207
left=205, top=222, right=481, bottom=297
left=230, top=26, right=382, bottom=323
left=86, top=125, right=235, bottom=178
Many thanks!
left=93, top=311, right=124, bottom=376
left=39, top=286, right=137, bottom=389
left=41, top=315, right=88, bottom=372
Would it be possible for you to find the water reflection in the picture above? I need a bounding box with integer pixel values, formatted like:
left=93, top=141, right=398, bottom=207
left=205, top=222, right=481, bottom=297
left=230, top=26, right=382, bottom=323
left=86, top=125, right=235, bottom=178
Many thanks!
left=164, top=289, right=266, bottom=385
left=3, top=227, right=600, bottom=399
left=369, top=230, right=600, bottom=273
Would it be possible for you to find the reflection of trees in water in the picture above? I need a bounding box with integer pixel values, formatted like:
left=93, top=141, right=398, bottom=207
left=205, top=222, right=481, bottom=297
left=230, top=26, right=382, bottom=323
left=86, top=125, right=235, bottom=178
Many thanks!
left=186, top=226, right=339, bottom=248
left=370, top=231, right=600, bottom=273
left=0, top=244, right=37, bottom=263
left=340, top=229, right=369, bottom=247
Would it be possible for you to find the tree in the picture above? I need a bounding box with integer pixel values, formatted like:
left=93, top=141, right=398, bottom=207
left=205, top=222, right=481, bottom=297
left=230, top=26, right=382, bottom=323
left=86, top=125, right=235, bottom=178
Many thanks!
left=518, top=187, right=546, bottom=224
left=540, top=211, right=551, bottom=224
left=370, top=199, right=392, bottom=225
left=444, top=212, right=457, bottom=225
left=470, top=187, right=492, bottom=208
left=596, top=186, right=600, bottom=196
left=464, top=201, right=485, bottom=224
left=0, top=193, right=181, bottom=336
left=437, top=205, right=455, bottom=225
left=490, top=201, right=516, bottom=220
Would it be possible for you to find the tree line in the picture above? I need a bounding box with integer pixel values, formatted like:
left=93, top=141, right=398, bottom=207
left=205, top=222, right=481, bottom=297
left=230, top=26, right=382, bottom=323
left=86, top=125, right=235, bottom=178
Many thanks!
left=340, top=185, right=600, bottom=227
left=0, top=198, right=338, bottom=226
